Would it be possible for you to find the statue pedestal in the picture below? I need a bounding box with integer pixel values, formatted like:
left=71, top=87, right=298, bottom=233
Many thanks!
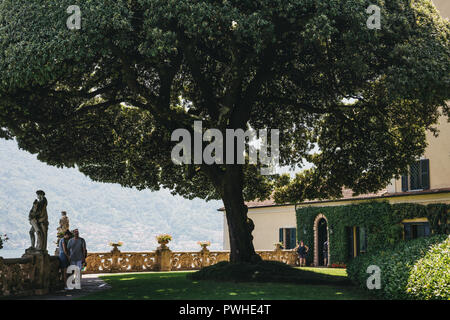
left=156, top=247, right=172, bottom=271
left=21, top=251, right=53, bottom=295
left=23, top=247, right=48, bottom=258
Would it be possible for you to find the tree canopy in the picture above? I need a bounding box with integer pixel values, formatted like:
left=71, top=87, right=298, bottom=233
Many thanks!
left=0, top=0, right=449, bottom=262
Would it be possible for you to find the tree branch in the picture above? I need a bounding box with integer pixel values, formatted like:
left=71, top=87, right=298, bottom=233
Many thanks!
left=74, top=99, right=123, bottom=115
left=178, top=36, right=220, bottom=121
left=230, top=47, right=276, bottom=128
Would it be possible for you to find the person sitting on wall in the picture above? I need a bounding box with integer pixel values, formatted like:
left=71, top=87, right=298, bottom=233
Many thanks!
left=294, top=240, right=309, bottom=267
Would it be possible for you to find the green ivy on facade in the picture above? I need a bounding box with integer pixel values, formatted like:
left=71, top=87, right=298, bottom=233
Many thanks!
left=296, top=201, right=449, bottom=265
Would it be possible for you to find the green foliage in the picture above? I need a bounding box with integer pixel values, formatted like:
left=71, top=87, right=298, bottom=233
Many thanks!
left=188, top=261, right=350, bottom=285
left=296, top=201, right=450, bottom=265
left=0, top=0, right=448, bottom=203
left=406, top=236, right=450, bottom=300
left=347, top=235, right=448, bottom=300
left=0, top=234, right=9, bottom=250
left=426, top=204, right=449, bottom=234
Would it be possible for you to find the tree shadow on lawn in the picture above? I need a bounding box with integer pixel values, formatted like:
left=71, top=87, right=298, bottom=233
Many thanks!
left=79, top=262, right=376, bottom=300
left=188, top=261, right=352, bottom=286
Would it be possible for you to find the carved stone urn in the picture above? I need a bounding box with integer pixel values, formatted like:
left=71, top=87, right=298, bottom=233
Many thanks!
left=274, top=243, right=284, bottom=251
left=109, top=242, right=123, bottom=254
left=157, top=240, right=169, bottom=249
left=111, top=244, right=121, bottom=254
left=156, top=234, right=172, bottom=250
left=197, top=241, right=211, bottom=252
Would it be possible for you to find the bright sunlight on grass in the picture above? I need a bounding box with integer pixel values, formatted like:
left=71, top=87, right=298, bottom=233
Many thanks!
left=297, top=267, right=348, bottom=277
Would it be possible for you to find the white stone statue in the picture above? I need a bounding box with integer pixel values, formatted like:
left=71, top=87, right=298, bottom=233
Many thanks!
left=57, top=211, right=70, bottom=234
left=27, top=190, right=49, bottom=253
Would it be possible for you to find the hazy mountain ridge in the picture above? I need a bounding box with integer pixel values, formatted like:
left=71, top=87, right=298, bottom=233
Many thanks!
left=0, top=139, right=223, bottom=254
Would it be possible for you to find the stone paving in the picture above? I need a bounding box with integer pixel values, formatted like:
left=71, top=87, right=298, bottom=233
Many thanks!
left=15, top=274, right=111, bottom=300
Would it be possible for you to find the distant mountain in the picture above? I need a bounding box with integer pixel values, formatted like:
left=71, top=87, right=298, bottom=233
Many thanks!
left=0, top=139, right=223, bottom=254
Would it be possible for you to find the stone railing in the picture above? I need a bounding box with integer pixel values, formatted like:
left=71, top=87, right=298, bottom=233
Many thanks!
left=257, top=250, right=298, bottom=265
left=0, top=246, right=299, bottom=296
left=85, top=246, right=298, bottom=274
left=0, top=254, right=63, bottom=297
left=86, top=251, right=158, bottom=273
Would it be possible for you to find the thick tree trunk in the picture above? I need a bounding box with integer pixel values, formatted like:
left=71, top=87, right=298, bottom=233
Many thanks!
left=221, top=165, right=261, bottom=263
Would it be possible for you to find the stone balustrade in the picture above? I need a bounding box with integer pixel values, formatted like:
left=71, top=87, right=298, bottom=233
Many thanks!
left=86, top=251, right=158, bottom=273
left=85, top=246, right=298, bottom=274
left=0, top=254, right=63, bottom=297
left=0, top=246, right=298, bottom=296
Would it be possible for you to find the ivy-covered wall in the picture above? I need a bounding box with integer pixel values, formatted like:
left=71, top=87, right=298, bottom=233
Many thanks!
left=296, top=201, right=449, bottom=265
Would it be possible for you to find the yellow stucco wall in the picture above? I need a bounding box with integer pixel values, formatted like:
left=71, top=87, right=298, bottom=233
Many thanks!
left=394, top=112, right=450, bottom=192
left=433, top=0, right=450, bottom=19
left=223, top=205, right=297, bottom=250
left=423, top=113, right=450, bottom=189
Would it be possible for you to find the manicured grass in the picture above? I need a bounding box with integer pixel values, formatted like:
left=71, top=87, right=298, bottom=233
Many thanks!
left=297, top=267, right=348, bottom=277
left=79, top=269, right=375, bottom=300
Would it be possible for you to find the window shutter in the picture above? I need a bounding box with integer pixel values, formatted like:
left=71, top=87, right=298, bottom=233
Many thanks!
left=424, top=223, right=431, bottom=237
left=410, top=161, right=421, bottom=190
left=401, top=174, right=408, bottom=192
left=404, top=224, right=412, bottom=240
left=279, top=228, right=283, bottom=243
left=355, top=227, right=360, bottom=257
left=290, top=228, right=296, bottom=249
left=420, top=159, right=430, bottom=190
left=346, top=227, right=354, bottom=259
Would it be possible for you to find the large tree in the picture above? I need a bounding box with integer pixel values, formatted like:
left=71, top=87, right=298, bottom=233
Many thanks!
left=0, top=0, right=448, bottom=262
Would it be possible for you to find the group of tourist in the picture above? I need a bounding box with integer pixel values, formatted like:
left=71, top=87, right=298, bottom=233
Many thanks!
left=294, top=240, right=328, bottom=267
left=58, top=228, right=87, bottom=289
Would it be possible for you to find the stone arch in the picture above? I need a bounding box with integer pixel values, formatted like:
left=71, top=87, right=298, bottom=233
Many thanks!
left=313, top=214, right=330, bottom=267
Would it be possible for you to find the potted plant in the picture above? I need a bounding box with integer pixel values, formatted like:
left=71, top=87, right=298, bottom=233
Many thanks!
left=109, top=241, right=123, bottom=253
left=156, top=234, right=172, bottom=248
left=197, top=241, right=211, bottom=250
left=274, top=242, right=284, bottom=250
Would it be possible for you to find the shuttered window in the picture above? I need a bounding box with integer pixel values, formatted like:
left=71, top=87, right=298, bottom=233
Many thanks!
left=404, top=222, right=431, bottom=240
left=278, top=228, right=297, bottom=249
left=347, top=226, right=368, bottom=259
left=401, top=159, right=430, bottom=191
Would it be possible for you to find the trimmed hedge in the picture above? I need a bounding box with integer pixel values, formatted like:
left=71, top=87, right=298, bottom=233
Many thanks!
left=347, top=235, right=449, bottom=300
left=406, top=236, right=450, bottom=300
left=296, top=201, right=449, bottom=265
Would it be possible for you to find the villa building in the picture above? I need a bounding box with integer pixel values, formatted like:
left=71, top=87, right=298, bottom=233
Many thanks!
left=223, top=0, right=450, bottom=265
left=223, top=111, right=450, bottom=265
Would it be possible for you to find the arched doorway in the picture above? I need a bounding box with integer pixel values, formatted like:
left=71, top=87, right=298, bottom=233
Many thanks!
left=318, top=218, right=328, bottom=266
left=313, top=214, right=330, bottom=267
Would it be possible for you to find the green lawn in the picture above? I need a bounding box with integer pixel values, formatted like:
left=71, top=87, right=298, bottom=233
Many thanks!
left=80, top=268, right=374, bottom=300
left=298, top=267, right=348, bottom=277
